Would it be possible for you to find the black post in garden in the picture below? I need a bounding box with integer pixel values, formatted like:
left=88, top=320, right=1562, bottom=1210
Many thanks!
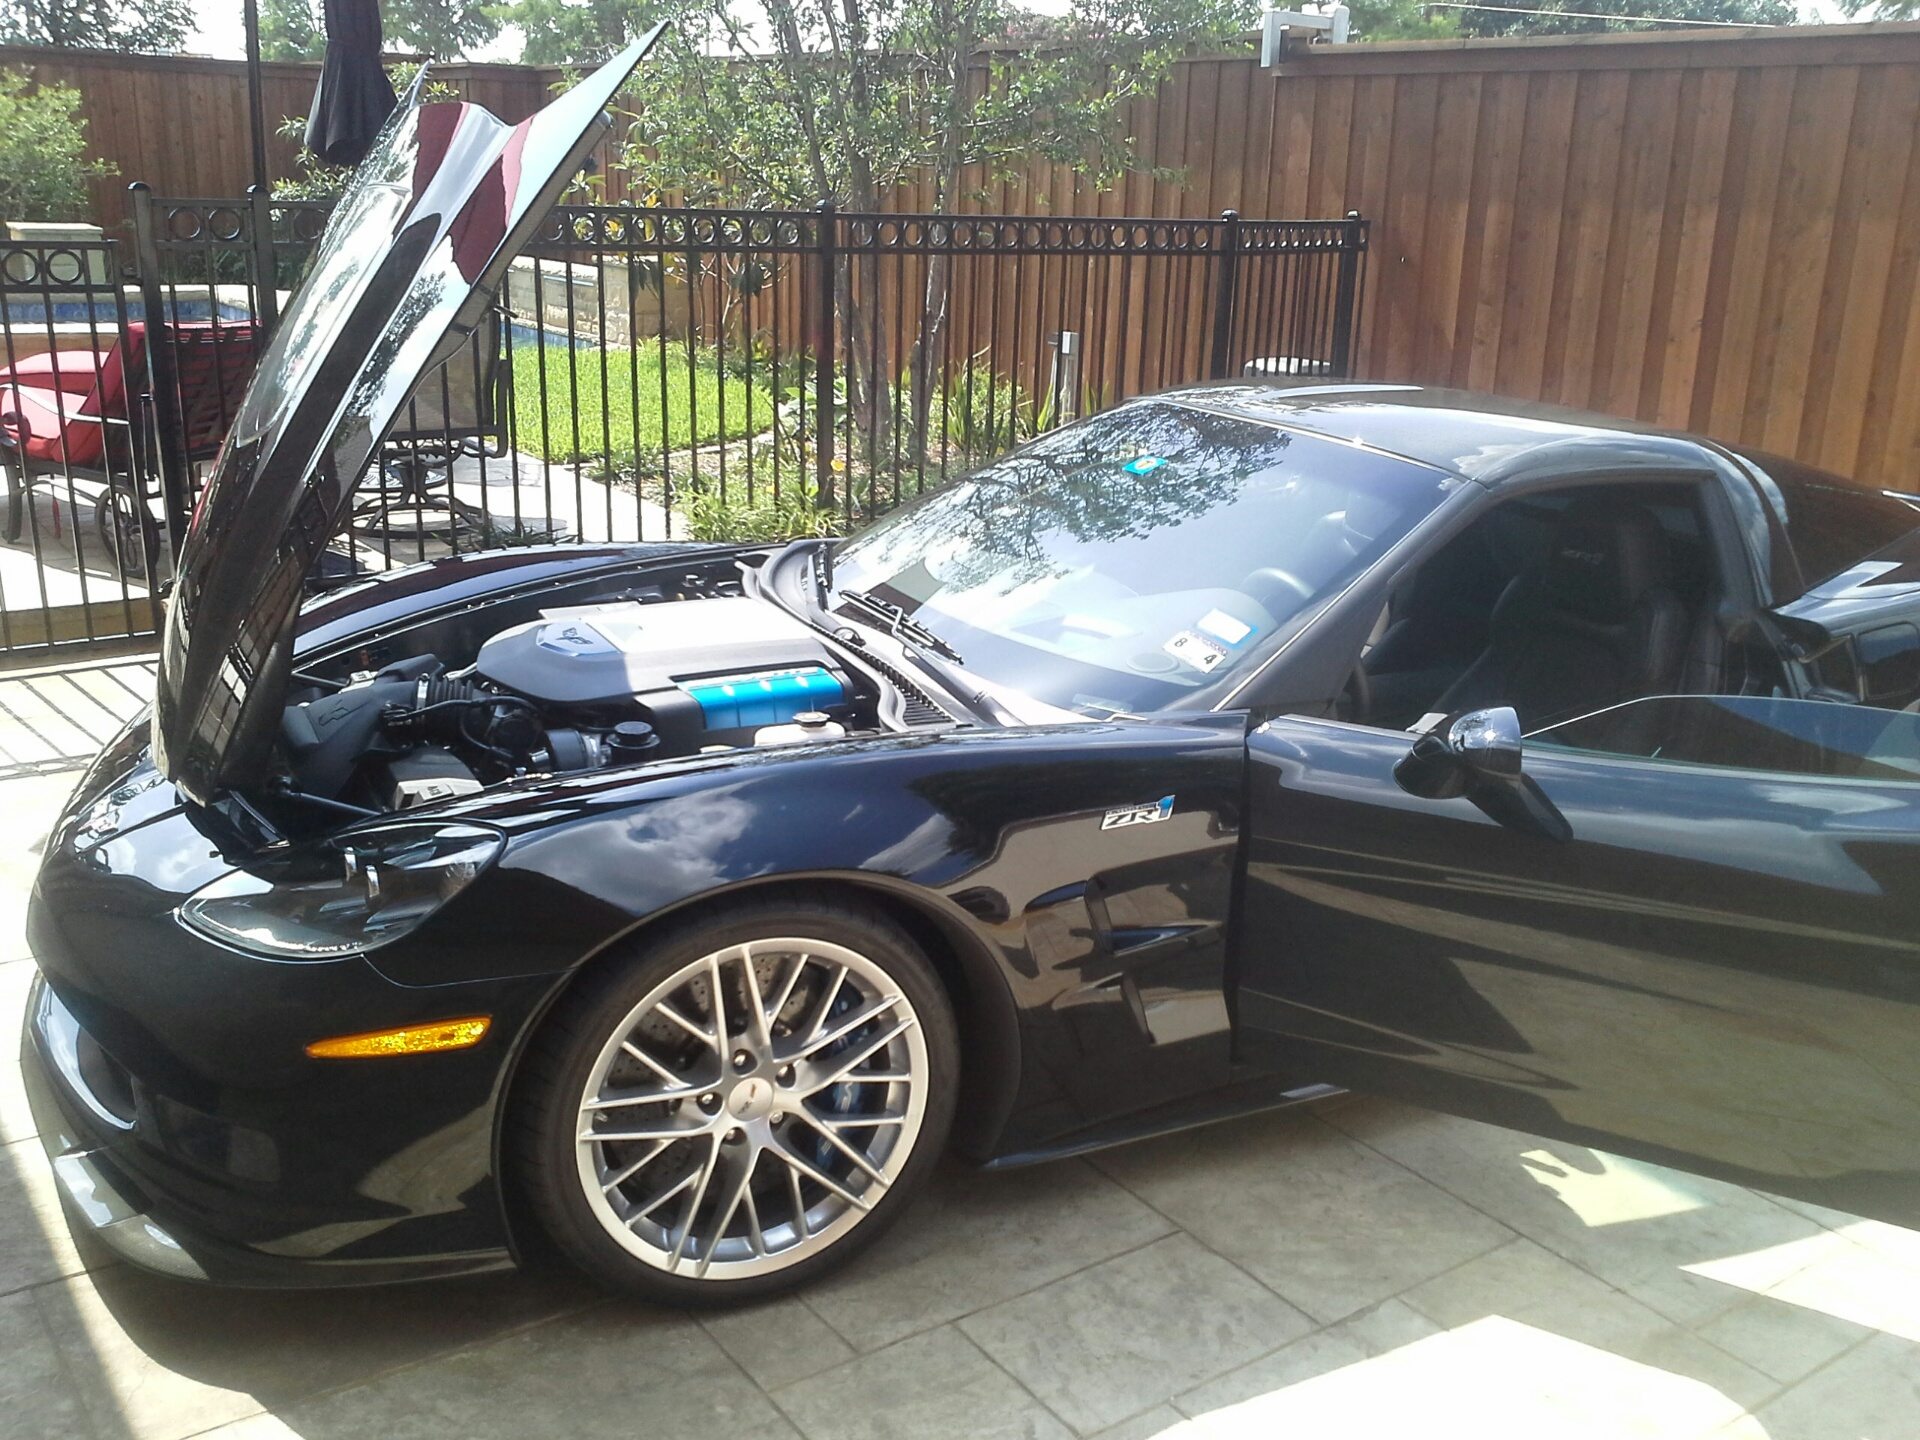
left=243, top=0, right=270, bottom=191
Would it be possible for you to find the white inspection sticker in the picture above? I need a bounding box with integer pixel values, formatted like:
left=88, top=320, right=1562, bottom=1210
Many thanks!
left=1197, top=608, right=1253, bottom=645
left=1163, top=630, right=1230, bottom=672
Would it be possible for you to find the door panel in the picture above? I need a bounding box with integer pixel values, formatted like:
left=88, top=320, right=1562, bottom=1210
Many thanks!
left=1238, top=709, right=1920, bottom=1225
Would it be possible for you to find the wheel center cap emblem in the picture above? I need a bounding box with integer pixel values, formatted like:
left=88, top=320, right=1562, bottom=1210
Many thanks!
left=727, top=1076, right=775, bottom=1122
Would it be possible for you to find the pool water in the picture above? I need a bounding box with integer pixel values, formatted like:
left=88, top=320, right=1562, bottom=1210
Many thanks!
left=0, top=298, right=252, bottom=326
left=1, top=303, right=584, bottom=351
left=507, top=321, right=598, bottom=352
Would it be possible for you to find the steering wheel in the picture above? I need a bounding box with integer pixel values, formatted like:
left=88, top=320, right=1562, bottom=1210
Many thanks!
left=1336, top=660, right=1373, bottom=725
left=1238, top=567, right=1316, bottom=614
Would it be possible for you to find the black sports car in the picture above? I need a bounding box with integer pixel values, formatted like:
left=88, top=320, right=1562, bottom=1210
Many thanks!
left=22, top=42, right=1920, bottom=1305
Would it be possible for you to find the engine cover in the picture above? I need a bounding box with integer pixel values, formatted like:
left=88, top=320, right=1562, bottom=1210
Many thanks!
left=474, top=597, right=848, bottom=749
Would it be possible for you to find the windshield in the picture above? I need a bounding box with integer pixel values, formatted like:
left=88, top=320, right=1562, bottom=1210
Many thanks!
left=829, top=401, right=1452, bottom=714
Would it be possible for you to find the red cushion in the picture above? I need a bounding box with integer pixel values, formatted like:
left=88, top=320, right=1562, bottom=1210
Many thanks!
left=0, top=380, right=108, bottom=466
left=0, top=349, right=115, bottom=397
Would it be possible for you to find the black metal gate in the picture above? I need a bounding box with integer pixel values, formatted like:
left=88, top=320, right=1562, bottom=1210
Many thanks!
left=0, top=192, right=1367, bottom=658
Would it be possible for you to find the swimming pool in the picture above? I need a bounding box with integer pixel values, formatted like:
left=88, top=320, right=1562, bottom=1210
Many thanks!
left=0, top=303, right=588, bottom=352
left=507, top=321, right=598, bottom=352
left=0, top=297, right=253, bottom=327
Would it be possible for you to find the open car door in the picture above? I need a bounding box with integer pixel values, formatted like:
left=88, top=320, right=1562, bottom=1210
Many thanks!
left=1236, top=695, right=1920, bottom=1226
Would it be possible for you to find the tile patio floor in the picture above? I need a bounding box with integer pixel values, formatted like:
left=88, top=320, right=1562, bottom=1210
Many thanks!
left=1, top=658, right=1915, bottom=1440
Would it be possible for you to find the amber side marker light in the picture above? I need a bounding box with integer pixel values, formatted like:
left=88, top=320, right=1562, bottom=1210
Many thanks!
left=306, top=1017, right=491, bottom=1059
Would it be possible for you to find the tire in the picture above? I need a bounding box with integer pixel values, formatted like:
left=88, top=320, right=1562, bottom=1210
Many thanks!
left=514, top=895, right=960, bottom=1306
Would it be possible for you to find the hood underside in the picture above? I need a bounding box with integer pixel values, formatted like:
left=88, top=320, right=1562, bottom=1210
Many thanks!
left=152, top=31, right=662, bottom=807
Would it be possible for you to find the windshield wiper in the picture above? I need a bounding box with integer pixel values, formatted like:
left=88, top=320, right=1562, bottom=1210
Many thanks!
left=836, top=589, right=1024, bottom=726
left=837, top=589, right=966, bottom=664
left=749, top=549, right=1014, bottom=727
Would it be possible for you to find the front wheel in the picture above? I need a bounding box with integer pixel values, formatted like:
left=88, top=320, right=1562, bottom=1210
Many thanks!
left=514, top=897, right=959, bottom=1305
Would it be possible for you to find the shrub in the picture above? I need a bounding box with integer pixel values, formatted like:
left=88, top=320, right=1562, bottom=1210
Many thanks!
left=677, top=471, right=844, bottom=543
left=0, top=71, right=115, bottom=224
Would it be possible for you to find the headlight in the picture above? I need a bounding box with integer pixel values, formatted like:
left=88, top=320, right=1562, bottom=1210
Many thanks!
left=178, top=822, right=504, bottom=959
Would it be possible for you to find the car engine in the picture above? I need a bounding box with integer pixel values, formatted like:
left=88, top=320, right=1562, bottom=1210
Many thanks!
left=279, top=597, right=868, bottom=810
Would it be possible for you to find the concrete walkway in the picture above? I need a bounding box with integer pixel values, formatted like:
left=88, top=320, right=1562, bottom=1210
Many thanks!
left=1, top=659, right=1915, bottom=1440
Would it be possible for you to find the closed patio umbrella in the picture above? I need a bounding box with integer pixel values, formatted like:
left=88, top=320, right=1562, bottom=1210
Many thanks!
left=305, top=0, right=398, bottom=167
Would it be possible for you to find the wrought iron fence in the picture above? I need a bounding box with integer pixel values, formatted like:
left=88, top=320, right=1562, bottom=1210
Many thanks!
left=0, top=232, right=160, bottom=652
left=0, top=190, right=1367, bottom=656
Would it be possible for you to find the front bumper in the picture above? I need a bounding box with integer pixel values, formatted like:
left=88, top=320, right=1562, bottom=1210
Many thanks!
left=20, top=726, right=567, bottom=1288
left=22, top=973, right=517, bottom=1288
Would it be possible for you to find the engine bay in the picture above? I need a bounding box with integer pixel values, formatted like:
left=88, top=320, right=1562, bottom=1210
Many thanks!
left=280, top=594, right=883, bottom=812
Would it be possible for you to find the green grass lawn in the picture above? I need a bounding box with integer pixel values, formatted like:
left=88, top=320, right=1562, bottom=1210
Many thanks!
left=510, top=342, right=775, bottom=466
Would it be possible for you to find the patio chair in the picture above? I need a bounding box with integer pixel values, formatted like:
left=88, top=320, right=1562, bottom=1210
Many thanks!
left=0, top=321, right=259, bottom=578
left=349, top=309, right=509, bottom=544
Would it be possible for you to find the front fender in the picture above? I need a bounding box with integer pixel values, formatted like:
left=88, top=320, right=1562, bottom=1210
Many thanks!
left=396, top=716, right=1250, bottom=1160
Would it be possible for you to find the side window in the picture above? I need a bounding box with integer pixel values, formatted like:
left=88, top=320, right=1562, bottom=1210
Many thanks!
left=1809, top=639, right=1861, bottom=701
left=1806, top=625, right=1920, bottom=711
left=1352, top=480, right=1725, bottom=734
left=1529, top=694, right=1920, bottom=782
left=1857, top=624, right=1920, bottom=709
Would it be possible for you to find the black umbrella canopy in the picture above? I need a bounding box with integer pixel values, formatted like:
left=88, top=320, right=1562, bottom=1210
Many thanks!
left=305, top=0, right=399, bottom=167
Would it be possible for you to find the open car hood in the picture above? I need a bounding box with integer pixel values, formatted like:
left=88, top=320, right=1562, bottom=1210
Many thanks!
left=153, top=32, right=661, bottom=806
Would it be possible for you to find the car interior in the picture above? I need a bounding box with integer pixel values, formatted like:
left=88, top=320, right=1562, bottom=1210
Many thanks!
left=1354, top=481, right=1755, bottom=733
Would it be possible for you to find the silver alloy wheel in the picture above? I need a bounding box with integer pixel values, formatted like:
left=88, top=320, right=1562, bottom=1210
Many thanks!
left=574, top=936, right=929, bottom=1279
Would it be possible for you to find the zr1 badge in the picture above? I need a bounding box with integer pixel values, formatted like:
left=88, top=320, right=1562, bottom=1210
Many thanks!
left=1101, top=795, right=1175, bottom=830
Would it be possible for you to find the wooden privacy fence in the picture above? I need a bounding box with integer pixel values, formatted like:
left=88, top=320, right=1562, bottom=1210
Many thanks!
left=1240, top=24, right=1920, bottom=494
left=10, top=23, right=1920, bottom=488
left=936, top=22, right=1920, bottom=494
left=0, top=45, right=561, bottom=231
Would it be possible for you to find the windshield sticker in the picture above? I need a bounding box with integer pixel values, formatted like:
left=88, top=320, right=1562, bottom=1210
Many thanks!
left=1123, top=455, right=1168, bottom=476
left=1163, top=630, right=1229, bottom=672
left=1102, top=795, right=1175, bottom=830
left=1198, top=609, right=1253, bottom=646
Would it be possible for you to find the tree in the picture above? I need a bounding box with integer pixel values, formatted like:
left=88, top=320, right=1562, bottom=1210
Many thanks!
left=506, top=0, right=663, bottom=63
left=1345, top=0, right=1461, bottom=39
left=1455, top=0, right=1796, bottom=36
left=260, top=0, right=326, bottom=61
left=0, top=70, right=116, bottom=221
left=0, top=0, right=194, bottom=52
left=625, top=0, right=1253, bottom=498
left=1840, top=0, right=1919, bottom=22
left=266, top=0, right=502, bottom=65
left=383, top=0, right=503, bottom=58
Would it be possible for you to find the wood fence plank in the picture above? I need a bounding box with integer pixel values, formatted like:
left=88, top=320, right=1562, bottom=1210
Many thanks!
left=1748, top=64, right=1859, bottom=454
left=1381, top=72, right=1442, bottom=378
left=1699, top=65, right=1795, bottom=440
left=1540, top=69, right=1627, bottom=403
left=1816, top=64, right=1920, bottom=476
left=1464, top=71, right=1535, bottom=392
left=1855, top=101, right=1920, bottom=486
left=1647, top=67, right=1736, bottom=428
left=1595, top=66, right=1683, bottom=417
left=1493, top=70, right=1576, bottom=398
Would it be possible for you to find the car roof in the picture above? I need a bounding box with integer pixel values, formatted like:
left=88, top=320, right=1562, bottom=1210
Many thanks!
left=1150, top=382, right=1734, bottom=490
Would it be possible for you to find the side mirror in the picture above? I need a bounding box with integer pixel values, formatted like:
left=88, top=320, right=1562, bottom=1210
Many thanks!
left=1446, top=706, right=1523, bottom=780
left=1394, top=706, right=1571, bottom=842
left=1394, top=706, right=1522, bottom=799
